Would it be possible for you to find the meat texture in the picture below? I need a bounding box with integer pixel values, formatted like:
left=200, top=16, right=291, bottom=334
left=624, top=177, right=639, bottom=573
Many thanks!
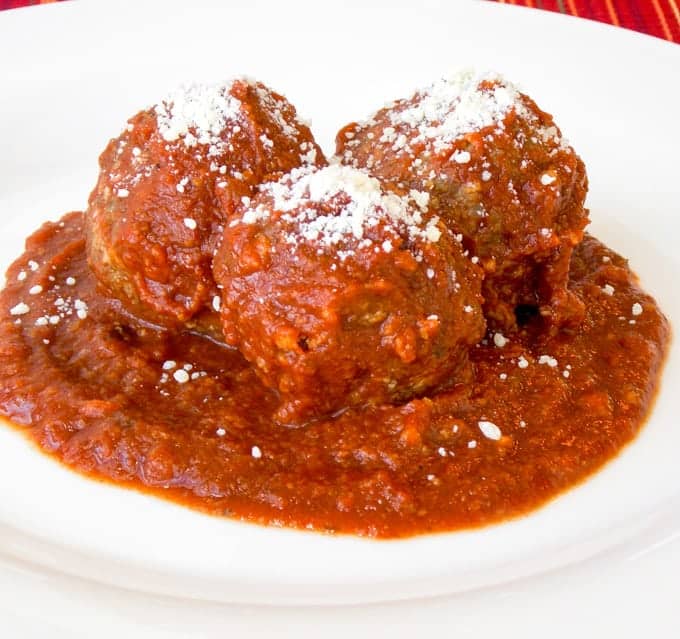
left=336, top=70, right=589, bottom=331
left=86, top=78, right=324, bottom=336
left=213, top=165, right=486, bottom=424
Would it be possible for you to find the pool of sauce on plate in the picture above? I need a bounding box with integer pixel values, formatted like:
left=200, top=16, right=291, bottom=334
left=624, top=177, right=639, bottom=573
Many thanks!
left=0, top=212, right=669, bottom=537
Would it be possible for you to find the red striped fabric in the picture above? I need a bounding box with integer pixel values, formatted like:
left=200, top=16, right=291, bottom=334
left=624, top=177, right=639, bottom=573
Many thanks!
left=491, top=0, right=680, bottom=42
left=0, top=0, right=678, bottom=43
left=0, top=0, right=60, bottom=8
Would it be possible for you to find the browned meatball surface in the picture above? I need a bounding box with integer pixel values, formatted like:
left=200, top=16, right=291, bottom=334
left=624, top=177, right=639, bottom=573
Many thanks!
left=86, top=78, right=325, bottom=335
left=213, top=165, right=486, bottom=425
left=336, top=71, right=589, bottom=331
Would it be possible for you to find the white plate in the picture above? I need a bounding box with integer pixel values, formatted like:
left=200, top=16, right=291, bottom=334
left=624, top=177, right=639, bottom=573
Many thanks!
left=1, top=0, right=679, bottom=636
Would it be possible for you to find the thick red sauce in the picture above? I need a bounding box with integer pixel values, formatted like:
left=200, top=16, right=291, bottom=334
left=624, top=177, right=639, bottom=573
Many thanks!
left=0, top=212, right=669, bottom=537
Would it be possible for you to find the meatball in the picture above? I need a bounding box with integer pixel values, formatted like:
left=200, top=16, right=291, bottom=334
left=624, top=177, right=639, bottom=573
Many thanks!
left=336, top=70, right=589, bottom=331
left=213, top=165, right=485, bottom=425
left=86, top=78, right=324, bottom=336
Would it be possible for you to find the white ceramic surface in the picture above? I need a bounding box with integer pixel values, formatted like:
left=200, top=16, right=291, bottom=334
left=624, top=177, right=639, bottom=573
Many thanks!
left=0, top=0, right=678, bottom=636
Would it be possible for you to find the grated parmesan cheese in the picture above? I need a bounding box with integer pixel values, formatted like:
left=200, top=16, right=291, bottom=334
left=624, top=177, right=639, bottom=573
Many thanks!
left=388, top=71, right=531, bottom=148
left=154, top=82, right=243, bottom=153
left=10, top=302, right=29, bottom=315
left=241, top=165, right=441, bottom=252
left=538, top=355, right=558, bottom=368
left=452, top=150, right=471, bottom=164
left=173, top=369, right=190, bottom=383
left=478, top=420, right=502, bottom=440
left=493, top=332, right=508, bottom=348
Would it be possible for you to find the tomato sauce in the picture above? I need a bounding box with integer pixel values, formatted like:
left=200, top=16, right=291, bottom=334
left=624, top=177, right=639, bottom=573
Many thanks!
left=0, top=212, right=669, bottom=537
